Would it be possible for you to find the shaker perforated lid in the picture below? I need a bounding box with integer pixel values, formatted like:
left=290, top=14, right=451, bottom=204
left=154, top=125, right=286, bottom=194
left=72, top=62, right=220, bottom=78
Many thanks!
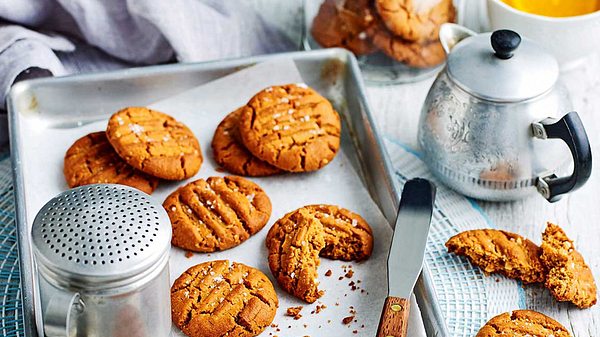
left=446, top=29, right=559, bottom=102
left=31, top=184, right=171, bottom=286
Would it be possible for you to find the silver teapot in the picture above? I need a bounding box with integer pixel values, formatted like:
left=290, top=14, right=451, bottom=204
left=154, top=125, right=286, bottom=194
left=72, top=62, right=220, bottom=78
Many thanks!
left=418, top=24, right=592, bottom=202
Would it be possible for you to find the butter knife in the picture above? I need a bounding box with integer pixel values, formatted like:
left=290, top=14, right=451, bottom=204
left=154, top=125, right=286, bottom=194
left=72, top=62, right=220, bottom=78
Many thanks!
left=376, top=178, right=436, bottom=337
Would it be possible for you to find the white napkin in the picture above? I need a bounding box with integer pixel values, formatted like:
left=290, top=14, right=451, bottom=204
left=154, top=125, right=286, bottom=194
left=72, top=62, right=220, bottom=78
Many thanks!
left=0, top=0, right=295, bottom=106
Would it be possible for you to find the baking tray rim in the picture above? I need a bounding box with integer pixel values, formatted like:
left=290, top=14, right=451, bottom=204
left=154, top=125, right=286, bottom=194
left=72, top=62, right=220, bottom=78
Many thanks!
left=7, top=48, right=444, bottom=337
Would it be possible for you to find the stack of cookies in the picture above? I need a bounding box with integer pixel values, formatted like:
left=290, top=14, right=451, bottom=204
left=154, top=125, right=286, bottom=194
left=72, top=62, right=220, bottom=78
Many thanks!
left=212, top=83, right=342, bottom=176
left=64, top=106, right=203, bottom=194
left=311, top=0, right=456, bottom=68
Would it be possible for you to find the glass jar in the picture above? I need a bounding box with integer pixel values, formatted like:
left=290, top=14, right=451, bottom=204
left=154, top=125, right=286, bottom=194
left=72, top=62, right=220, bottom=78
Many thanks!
left=304, top=0, right=460, bottom=84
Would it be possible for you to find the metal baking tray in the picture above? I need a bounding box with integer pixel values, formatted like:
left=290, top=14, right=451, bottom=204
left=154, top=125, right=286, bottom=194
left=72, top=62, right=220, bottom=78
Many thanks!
left=8, top=48, right=447, bottom=337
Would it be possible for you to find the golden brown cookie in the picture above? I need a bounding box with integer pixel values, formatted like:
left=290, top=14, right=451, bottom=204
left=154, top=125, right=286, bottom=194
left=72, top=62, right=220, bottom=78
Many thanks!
left=446, top=229, right=546, bottom=284
left=239, top=84, right=341, bottom=173
left=164, top=176, right=271, bottom=253
left=266, top=207, right=325, bottom=303
left=375, top=0, right=456, bottom=42
left=171, top=260, right=278, bottom=337
left=308, top=204, right=373, bottom=261
left=541, top=222, right=597, bottom=308
left=368, top=18, right=446, bottom=68
left=311, top=0, right=377, bottom=55
left=211, top=108, right=282, bottom=177
left=63, top=132, right=159, bottom=194
left=266, top=205, right=373, bottom=303
left=476, top=310, right=571, bottom=337
left=106, top=107, right=202, bottom=180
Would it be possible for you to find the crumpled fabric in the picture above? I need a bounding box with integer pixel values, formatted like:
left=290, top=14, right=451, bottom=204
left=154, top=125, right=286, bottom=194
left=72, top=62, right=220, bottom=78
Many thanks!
left=0, top=0, right=295, bottom=106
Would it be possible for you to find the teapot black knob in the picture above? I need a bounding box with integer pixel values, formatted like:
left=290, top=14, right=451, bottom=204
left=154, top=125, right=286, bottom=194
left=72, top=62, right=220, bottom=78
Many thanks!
left=491, top=30, right=521, bottom=59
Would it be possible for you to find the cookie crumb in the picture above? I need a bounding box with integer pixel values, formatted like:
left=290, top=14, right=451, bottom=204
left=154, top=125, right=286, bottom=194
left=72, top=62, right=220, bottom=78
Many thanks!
left=345, top=270, right=354, bottom=278
left=325, top=269, right=332, bottom=277
left=311, top=303, right=327, bottom=314
left=184, top=251, right=193, bottom=258
left=286, top=306, right=303, bottom=320
left=342, top=316, right=354, bottom=325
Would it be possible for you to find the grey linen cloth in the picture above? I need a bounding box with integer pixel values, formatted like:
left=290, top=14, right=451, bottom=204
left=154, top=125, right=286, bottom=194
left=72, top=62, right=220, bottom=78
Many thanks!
left=0, top=0, right=296, bottom=107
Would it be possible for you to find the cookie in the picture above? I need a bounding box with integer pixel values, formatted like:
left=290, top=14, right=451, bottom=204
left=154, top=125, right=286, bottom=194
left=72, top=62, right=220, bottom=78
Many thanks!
left=311, top=0, right=377, bottom=55
left=63, top=132, right=159, bottom=194
left=211, top=108, right=282, bottom=177
left=239, top=84, right=341, bottom=172
left=106, top=107, right=202, bottom=180
left=171, top=260, right=278, bottom=337
left=446, top=229, right=546, bottom=284
left=368, top=18, right=446, bottom=68
left=266, top=207, right=325, bottom=303
left=476, top=310, right=571, bottom=337
left=375, top=0, right=456, bottom=42
left=307, top=204, right=373, bottom=261
left=266, top=205, right=373, bottom=303
left=164, top=176, right=271, bottom=253
left=541, top=222, right=597, bottom=308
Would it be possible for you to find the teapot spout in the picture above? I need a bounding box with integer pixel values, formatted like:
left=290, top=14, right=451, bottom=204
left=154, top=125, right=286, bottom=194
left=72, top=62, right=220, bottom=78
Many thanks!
left=439, top=23, right=477, bottom=55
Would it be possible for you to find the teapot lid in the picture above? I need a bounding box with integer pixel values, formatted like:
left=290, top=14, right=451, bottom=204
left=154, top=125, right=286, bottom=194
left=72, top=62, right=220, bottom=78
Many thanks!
left=446, top=29, right=559, bottom=102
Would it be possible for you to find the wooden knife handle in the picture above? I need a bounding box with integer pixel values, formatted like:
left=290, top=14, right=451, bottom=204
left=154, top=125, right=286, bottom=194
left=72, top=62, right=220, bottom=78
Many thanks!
left=376, top=296, right=410, bottom=337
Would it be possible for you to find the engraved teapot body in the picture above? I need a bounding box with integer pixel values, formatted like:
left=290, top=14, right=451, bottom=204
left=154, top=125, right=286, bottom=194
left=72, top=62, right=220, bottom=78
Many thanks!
left=418, top=24, right=592, bottom=201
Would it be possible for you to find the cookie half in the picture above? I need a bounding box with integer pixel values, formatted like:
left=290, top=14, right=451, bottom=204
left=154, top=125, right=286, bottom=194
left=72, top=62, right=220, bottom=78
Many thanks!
left=171, top=260, right=278, bottom=337
left=541, top=222, right=597, bottom=308
left=307, top=204, right=373, bottom=261
left=476, top=310, right=571, bottom=337
left=446, top=229, right=546, bottom=284
left=266, top=205, right=373, bottom=303
left=374, top=0, right=456, bottom=42
left=164, top=176, right=272, bottom=252
left=211, top=107, right=282, bottom=177
left=106, top=107, right=202, bottom=180
left=239, top=84, right=341, bottom=172
left=63, top=132, right=159, bottom=194
left=311, top=0, right=377, bottom=55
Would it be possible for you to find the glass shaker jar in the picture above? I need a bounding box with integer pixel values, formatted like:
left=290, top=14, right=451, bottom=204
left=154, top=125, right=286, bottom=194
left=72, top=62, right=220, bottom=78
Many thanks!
left=304, top=0, right=459, bottom=84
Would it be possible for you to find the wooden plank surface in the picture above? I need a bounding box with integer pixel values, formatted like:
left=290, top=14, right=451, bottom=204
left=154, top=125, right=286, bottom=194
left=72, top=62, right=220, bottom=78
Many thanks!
left=368, top=54, right=600, bottom=337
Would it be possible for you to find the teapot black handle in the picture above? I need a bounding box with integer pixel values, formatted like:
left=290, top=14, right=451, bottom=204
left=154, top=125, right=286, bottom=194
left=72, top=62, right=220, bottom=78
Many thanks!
left=531, top=111, right=592, bottom=202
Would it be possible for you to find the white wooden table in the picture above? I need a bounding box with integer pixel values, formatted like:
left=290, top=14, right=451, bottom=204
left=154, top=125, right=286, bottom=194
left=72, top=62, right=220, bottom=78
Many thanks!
left=368, top=54, right=600, bottom=337
left=256, top=1, right=600, bottom=335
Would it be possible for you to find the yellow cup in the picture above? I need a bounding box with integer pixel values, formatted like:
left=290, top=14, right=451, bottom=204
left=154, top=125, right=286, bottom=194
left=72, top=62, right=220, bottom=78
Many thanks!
left=501, top=0, right=600, bottom=18
left=487, top=0, right=600, bottom=69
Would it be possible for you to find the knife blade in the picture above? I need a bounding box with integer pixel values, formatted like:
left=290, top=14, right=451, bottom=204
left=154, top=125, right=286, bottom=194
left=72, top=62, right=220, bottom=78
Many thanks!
left=376, top=178, right=436, bottom=337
